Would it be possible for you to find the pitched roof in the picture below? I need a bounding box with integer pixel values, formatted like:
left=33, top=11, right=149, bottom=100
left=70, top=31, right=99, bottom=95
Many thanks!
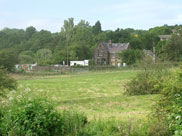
left=102, top=42, right=129, bottom=53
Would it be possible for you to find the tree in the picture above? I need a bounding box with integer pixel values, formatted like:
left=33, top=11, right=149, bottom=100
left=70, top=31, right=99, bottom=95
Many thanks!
left=130, top=37, right=143, bottom=49
left=61, top=18, right=75, bottom=65
left=70, top=20, right=95, bottom=60
left=35, top=49, right=53, bottom=65
left=92, top=21, right=102, bottom=35
left=53, top=48, right=67, bottom=64
left=18, top=51, right=34, bottom=64
left=0, top=28, right=24, bottom=50
left=0, top=49, right=18, bottom=71
left=25, top=26, right=36, bottom=39
left=31, top=30, right=54, bottom=52
left=149, top=25, right=172, bottom=35
left=140, top=33, right=159, bottom=50
left=155, top=40, right=167, bottom=60
left=162, top=31, right=182, bottom=61
left=120, top=49, right=143, bottom=65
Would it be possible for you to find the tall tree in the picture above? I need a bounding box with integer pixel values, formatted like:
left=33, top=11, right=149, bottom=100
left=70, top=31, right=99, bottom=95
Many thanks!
left=61, top=18, right=75, bottom=65
left=18, top=51, right=34, bottom=64
left=162, top=30, right=182, bottom=61
left=92, top=21, right=102, bottom=35
left=0, top=49, right=18, bottom=71
left=35, top=49, right=53, bottom=65
left=25, top=26, right=36, bottom=39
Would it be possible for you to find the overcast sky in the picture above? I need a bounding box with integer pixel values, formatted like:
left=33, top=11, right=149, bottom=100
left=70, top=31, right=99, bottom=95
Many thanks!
left=0, top=0, right=182, bottom=32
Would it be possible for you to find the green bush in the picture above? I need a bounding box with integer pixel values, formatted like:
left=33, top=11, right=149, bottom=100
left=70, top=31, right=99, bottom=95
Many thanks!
left=0, top=68, right=17, bottom=95
left=124, top=63, right=169, bottom=95
left=154, top=67, right=182, bottom=135
left=0, top=90, right=87, bottom=136
left=1, top=97, right=64, bottom=136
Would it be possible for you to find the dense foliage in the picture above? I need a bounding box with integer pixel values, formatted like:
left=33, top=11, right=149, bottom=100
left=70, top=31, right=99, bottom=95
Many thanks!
left=154, top=67, right=182, bottom=135
left=125, top=64, right=182, bottom=135
left=0, top=68, right=17, bottom=95
left=0, top=90, right=87, bottom=136
left=124, top=63, right=168, bottom=95
left=0, top=49, right=18, bottom=71
left=162, top=30, right=182, bottom=61
left=120, top=49, right=143, bottom=65
left=0, top=18, right=181, bottom=66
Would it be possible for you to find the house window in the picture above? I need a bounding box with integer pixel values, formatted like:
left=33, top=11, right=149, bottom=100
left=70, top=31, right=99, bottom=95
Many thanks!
left=112, top=53, right=115, bottom=58
left=98, top=49, right=104, bottom=57
left=97, top=59, right=102, bottom=64
left=97, top=58, right=106, bottom=65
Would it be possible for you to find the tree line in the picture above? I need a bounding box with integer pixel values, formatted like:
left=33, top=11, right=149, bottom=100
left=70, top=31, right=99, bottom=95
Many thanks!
left=0, top=18, right=182, bottom=69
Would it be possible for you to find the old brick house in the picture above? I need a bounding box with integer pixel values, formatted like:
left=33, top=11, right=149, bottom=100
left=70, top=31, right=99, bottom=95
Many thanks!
left=94, top=41, right=130, bottom=66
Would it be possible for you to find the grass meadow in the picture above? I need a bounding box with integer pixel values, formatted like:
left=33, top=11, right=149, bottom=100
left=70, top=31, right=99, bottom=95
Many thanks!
left=16, top=70, right=158, bottom=123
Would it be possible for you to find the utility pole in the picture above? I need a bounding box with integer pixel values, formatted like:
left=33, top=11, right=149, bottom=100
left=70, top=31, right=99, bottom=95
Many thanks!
left=66, top=40, right=69, bottom=66
left=153, top=42, right=156, bottom=63
left=66, top=34, right=73, bottom=66
left=62, top=18, right=74, bottom=66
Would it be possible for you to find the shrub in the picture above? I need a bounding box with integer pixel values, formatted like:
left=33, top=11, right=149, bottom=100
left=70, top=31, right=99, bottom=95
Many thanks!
left=0, top=68, right=17, bottom=96
left=0, top=89, right=87, bottom=136
left=1, top=97, right=64, bottom=136
left=153, top=66, right=182, bottom=135
left=124, top=63, right=169, bottom=95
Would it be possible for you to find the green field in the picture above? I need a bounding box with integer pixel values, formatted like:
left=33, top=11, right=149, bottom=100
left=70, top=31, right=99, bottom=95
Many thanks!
left=18, top=70, right=158, bottom=122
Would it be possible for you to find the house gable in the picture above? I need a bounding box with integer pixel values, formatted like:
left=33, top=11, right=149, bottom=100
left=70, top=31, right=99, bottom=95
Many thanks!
left=94, top=43, right=109, bottom=65
left=94, top=42, right=130, bottom=65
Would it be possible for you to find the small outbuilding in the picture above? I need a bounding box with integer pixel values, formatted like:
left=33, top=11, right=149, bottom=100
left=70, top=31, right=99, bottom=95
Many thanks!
left=70, top=60, right=89, bottom=66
